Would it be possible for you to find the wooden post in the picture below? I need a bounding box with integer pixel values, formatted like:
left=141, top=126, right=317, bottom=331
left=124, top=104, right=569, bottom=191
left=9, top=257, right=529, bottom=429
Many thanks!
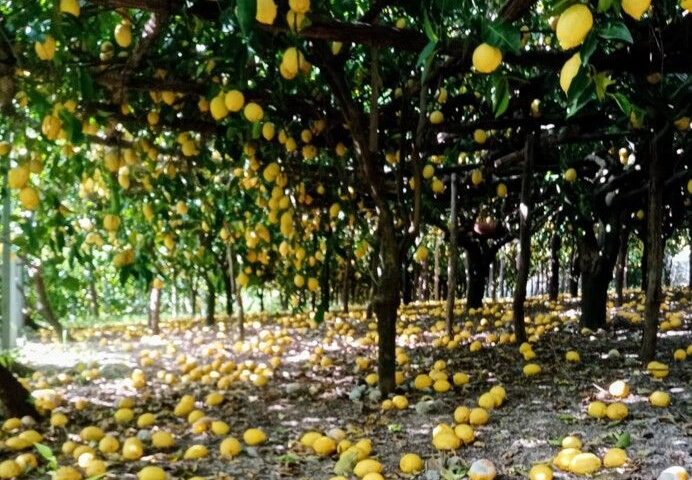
left=445, top=173, right=458, bottom=336
left=1, top=169, right=11, bottom=349
left=615, top=227, right=629, bottom=306
left=549, top=233, right=561, bottom=301
left=512, top=135, right=534, bottom=344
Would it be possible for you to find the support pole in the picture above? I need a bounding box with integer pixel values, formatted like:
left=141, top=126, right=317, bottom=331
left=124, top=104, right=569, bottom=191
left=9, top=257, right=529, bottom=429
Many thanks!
left=445, top=173, right=458, bottom=336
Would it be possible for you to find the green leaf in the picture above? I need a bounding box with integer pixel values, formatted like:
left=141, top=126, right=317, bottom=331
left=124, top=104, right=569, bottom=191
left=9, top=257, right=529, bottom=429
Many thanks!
left=416, top=40, right=438, bottom=67
left=566, top=69, right=594, bottom=118
left=593, top=72, right=616, bottom=101
left=609, top=92, right=632, bottom=115
left=580, top=31, right=598, bottom=65
left=58, top=109, right=84, bottom=144
left=598, top=22, right=633, bottom=43
left=35, top=443, right=58, bottom=469
left=78, top=68, right=95, bottom=101
left=546, top=0, right=579, bottom=16
left=483, top=21, right=521, bottom=54
left=235, top=0, right=255, bottom=37
left=62, top=276, right=81, bottom=291
left=614, top=431, right=631, bottom=448
left=422, top=10, right=438, bottom=42
left=491, top=75, right=510, bottom=118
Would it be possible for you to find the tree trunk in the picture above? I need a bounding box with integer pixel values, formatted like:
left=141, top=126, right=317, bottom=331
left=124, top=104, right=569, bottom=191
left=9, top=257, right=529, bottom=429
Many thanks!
left=226, top=244, right=244, bottom=340
left=580, top=269, right=610, bottom=330
left=689, top=226, right=691, bottom=289
left=32, top=264, right=65, bottom=341
left=512, top=135, right=533, bottom=344
left=88, top=266, right=99, bottom=318
left=205, top=275, right=215, bottom=326
left=342, top=257, right=350, bottom=313
left=373, top=212, right=399, bottom=396
left=446, top=173, right=458, bottom=336
left=0, top=364, right=39, bottom=419
left=569, top=238, right=580, bottom=297
left=615, top=227, right=629, bottom=307
left=190, top=277, right=197, bottom=317
left=641, top=129, right=669, bottom=361
left=549, top=232, right=561, bottom=301
left=433, top=235, right=441, bottom=301
left=221, top=260, right=234, bottom=316
left=498, top=255, right=505, bottom=298
left=466, top=250, right=490, bottom=309
left=148, top=286, right=161, bottom=334
left=319, top=239, right=331, bottom=312
left=401, top=263, right=413, bottom=305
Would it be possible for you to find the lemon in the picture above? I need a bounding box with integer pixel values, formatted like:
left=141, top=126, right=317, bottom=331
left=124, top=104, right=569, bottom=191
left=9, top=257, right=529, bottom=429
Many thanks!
left=54, top=466, right=83, bottom=480
left=354, top=459, right=382, bottom=478
left=683, top=0, right=692, bottom=11
left=673, top=349, right=686, bottom=361
left=262, top=122, right=276, bottom=140
left=256, top=0, right=278, bottom=24
left=243, top=428, right=267, bottom=446
left=0, top=460, right=22, bottom=479
left=210, top=95, right=228, bottom=121
left=244, top=103, right=264, bottom=122
left=606, top=402, right=628, bottom=420
left=99, top=435, right=120, bottom=453
left=60, top=0, right=80, bottom=16
left=423, top=164, right=435, bottom=179
left=122, top=437, right=144, bottom=460
left=151, top=431, right=175, bottom=449
left=553, top=448, right=581, bottom=471
left=468, top=459, right=497, bottom=480
left=561, top=435, right=582, bottom=449
left=184, top=444, right=208, bottom=459
left=220, top=436, right=242, bottom=458
left=529, top=464, right=553, bottom=480
left=225, top=90, right=245, bottom=112
left=50, top=412, right=69, bottom=427
left=622, top=0, right=651, bottom=20
left=657, top=466, right=689, bottom=480
left=565, top=350, right=580, bottom=362
left=0, top=142, right=10, bottom=155
left=523, top=363, right=541, bottom=376
left=432, top=431, right=460, bottom=450
left=469, top=407, right=489, bottom=425
left=563, top=167, right=577, bottom=182
left=608, top=380, right=630, bottom=398
left=471, top=169, right=484, bottom=186
left=429, top=110, right=444, bottom=124
left=8, top=165, right=29, bottom=189
left=478, top=392, right=496, bottom=409
left=454, top=405, right=471, bottom=423
left=473, top=129, right=487, bottom=144
left=35, top=35, right=57, bottom=61
left=138, top=466, right=166, bottom=480
left=647, top=361, right=669, bottom=378
left=569, top=452, right=601, bottom=474
left=313, top=436, right=336, bottom=456
left=289, top=0, right=310, bottom=13
left=556, top=4, right=593, bottom=50
left=560, top=53, right=581, bottom=94
left=496, top=183, right=507, bottom=198
left=281, top=47, right=305, bottom=79
left=80, top=425, right=105, bottom=442
left=603, top=448, right=628, bottom=468
left=472, top=43, right=502, bottom=73
left=587, top=400, right=607, bottom=418
left=650, top=390, right=670, bottom=407
left=399, top=453, right=423, bottom=473
left=454, top=424, right=475, bottom=444
left=115, top=20, right=132, bottom=48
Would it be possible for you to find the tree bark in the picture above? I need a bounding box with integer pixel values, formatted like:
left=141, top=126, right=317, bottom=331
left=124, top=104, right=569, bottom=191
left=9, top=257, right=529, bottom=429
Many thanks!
left=641, top=239, right=648, bottom=291
left=373, top=212, right=399, bottom=396
left=204, top=274, right=215, bottom=326
left=433, top=235, right=441, bottom=301
left=466, top=249, right=490, bottom=309
left=148, top=287, right=161, bottom=334
left=498, top=255, right=505, bottom=298
left=0, top=364, right=39, bottom=419
left=549, top=232, right=561, bottom=301
left=32, top=264, right=65, bottom=341
left=641, top=128, right=669, bottom=361
left=342, top=256, right=350, bottom=313
left=615, top=227, right=630, bottom=307
left=190, top=276, right=197, bottom=316
left=88, top=266, right=99, bottom=318
left=569, top=238, right=580, bottom=297
left=226, top=244, right=244, bottom=340
left=221, top=259, right=234, bottom=316
left=446, top=173, right=458, bottom=336
left=512, top=135, right=534, bottom=344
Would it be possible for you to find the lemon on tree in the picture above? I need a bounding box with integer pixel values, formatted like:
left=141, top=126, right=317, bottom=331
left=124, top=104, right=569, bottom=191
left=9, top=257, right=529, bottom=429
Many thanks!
left=256, top=0, right=277, bottom=24
left=560, top=53, right=581, bottom=94
left=622, top=0, right=651, bottom=20
left=556, top=4, right=593, bottom=50
left=472, top=43, right=502, bottom=73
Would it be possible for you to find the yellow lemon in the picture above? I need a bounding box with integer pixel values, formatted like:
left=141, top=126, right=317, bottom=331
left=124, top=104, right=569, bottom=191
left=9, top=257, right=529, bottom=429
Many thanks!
left=472, top=43, right=502, bottom=73
left=560, top=53, right=581, bottom=94
left=556, top=5, right=593, bottom=50
left=256, top=0, right=278, bottom=24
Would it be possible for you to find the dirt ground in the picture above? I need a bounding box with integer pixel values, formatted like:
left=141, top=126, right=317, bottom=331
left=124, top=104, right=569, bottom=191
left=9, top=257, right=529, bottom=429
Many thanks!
left=13, top=289, right=692, bottom=479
